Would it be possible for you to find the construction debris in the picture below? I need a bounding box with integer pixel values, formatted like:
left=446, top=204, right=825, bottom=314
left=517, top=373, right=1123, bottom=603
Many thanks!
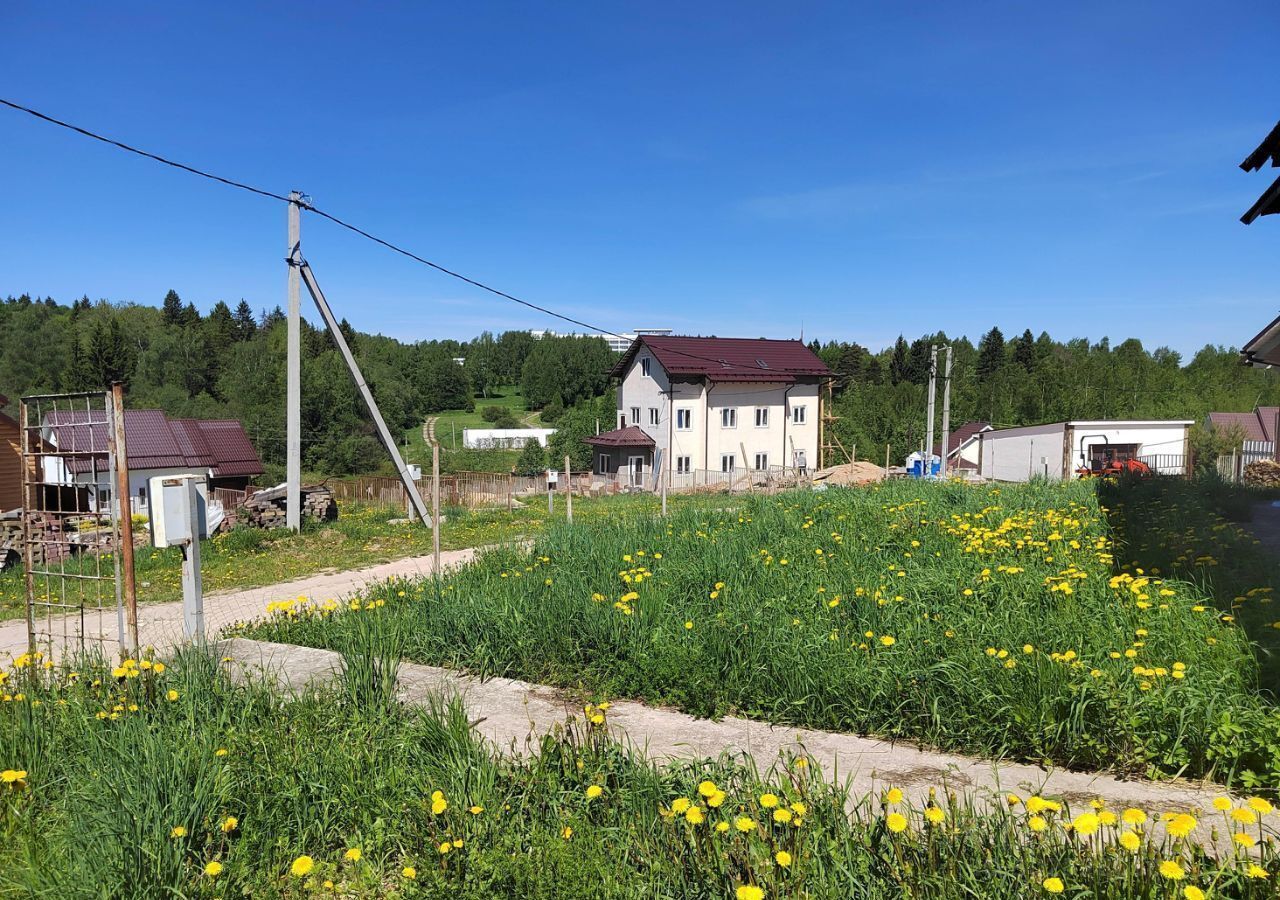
left=238, top=484, right=338, bottom=529
left=812, top=461, right=885, bottom=486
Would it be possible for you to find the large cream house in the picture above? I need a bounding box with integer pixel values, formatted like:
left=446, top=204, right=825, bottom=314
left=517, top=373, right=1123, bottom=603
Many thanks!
left=586, top=335, right=829, bottom=485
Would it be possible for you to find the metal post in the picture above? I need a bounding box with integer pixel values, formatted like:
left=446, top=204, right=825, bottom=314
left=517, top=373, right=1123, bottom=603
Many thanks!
left=181, top=479, right=204, bottom=642
left=925, top=344, right=937, bottom=478
left=20, top=400, right=37, bottom=657
left=296, top=262, right=432, bottom=523
left=286, top=192, right=302, bottom=532
left=565, top=455, right=573, bottom=523
left=432, top=442, right=441, bottom=572
left=939, top=345, right=953, bottom=477
left=109, top=384, right=139, bottom=654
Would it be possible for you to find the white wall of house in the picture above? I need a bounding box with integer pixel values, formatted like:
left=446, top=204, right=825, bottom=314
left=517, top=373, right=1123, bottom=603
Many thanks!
left=978, top=420, right=1192, bottom=482
left=954, top=437, right=983, bottom=468
left=43, top=459, right=206, bottom=513
left=616, top=347, right=820, bottom=476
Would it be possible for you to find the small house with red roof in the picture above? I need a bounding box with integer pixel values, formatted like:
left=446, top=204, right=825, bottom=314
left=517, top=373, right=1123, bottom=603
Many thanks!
left=587, top=335, right=830, bottom=484
left=39, top=409, right=262, bottom=512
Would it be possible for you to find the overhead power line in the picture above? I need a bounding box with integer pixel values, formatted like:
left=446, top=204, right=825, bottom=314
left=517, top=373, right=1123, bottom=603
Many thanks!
left=0, top=97, right=826, bottom=377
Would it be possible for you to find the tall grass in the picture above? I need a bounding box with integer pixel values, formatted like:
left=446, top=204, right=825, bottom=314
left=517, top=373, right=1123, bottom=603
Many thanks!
left=242, top=479, right=1280, bottom=786
left=3, top=651, right=1278, bottom=897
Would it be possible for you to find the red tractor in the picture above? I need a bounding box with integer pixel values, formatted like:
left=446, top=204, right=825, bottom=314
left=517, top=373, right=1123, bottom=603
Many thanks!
left=1074, top=441, right=1153, bottom=478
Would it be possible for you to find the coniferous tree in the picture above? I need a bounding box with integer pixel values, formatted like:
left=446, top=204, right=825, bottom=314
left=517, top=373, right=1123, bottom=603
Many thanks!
left=232, top=300, right=257, bottom=341
left=976, top=327, right=1006, bottom=380
left=161, top=289, right=184, bottom=326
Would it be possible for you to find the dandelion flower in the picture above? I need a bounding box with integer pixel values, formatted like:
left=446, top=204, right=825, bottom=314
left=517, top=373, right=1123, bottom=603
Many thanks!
left=1121, top=808, right=1146, bottom=826
left=1042, top=877, right=1064, bottom=894
left=1183, top=887, right=1204, bottom=900
left=1119, top=831, right=1141, bottom=852
left=671, top=798, right=692, bottom=814
left=1166, top=813, right=1196, bottom=839
left=1246, top=864, right=1269, bottom=879
left=736, top=887, right=764, bottom=900
left=1028, top=815, right=1048, bottom=833
left=344, top=847, right=361, bottom=862
left=586, top=784, right=603, bottom=800
left=203, top=861, right=222, bottom=877
left=773, top=808, right=792, bottom=824
left=290, top=855, right=314, bottom=878
left=735, top=816, right=757, bottom=833
left=685, top=806, right=705, bottom=825
left=759, top=793, right=779, bottom=809
left=165, top=689, right=179, bottom=702
left=697, top=780, right=719, bottom=798
left=1159, top=860, right=1185, bottom=881
left=885, top=787, right=903, bottom=805
left=170, top=826, right=188, bottom=839
left=775, top=850, right=792, bottom=867
left=1247, top=796, right=1274, bottom=815
left=924, top=806, right=946, bottom=825
left=220, top=816, right=238, bottom=833
left=886, top=812, right=908, bottom=833
left=402, top=866, right=417, bottom=879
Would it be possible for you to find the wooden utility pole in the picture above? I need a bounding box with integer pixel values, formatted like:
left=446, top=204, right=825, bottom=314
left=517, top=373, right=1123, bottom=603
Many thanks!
left=109, top=383, right=139, bottom=654
left=565, top=455, right=573, bottom=523
left=286, top=192, right=303, bottom=531
left=432, top=442, right=441, bottom=572
left=884, top=443, right=890, bottom=479
left=938, top=345, right=953, bottom=477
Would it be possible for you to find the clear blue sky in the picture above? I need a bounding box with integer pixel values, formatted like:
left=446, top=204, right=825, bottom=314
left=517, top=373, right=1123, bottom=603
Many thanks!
left=2, top=2, right=1277, bottom=356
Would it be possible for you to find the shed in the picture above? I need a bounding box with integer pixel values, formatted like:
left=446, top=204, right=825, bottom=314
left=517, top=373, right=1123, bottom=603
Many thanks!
left=977, top=420, right=1193, bottom=482
left=0, top=396, right=21, bottom=513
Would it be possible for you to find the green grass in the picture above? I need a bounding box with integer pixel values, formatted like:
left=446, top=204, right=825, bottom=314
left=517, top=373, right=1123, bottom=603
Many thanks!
left=3, top=647, right=1278, bottom=898
left=241, top=478, right=1280, bottom=788
left=403, top=388, right=540, bottom=461
left=0, top=493, right=704, bottom=624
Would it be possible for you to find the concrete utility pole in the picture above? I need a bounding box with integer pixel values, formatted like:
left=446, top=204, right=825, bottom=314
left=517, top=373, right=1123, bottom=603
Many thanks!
left=286, top=192, right=303, bottom=532
left=924, top=344, right=937, bottom=477
left=938, top=345, right=953, bottom=477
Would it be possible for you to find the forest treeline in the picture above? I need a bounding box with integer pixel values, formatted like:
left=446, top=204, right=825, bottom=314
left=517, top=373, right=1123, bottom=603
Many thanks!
left=0, top=292, right=609, bottom=475
left=813, top=329, right=1280, bottom=463
left=2, top=292, right=1275, bottom=475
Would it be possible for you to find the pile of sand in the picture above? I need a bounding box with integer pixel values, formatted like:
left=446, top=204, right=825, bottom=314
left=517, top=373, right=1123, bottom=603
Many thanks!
left=813, top=461, right=885, bottom=485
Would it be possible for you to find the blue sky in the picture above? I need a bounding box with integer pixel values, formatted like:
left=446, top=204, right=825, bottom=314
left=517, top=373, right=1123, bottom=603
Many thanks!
left=1, top=2, right=1277, bottom=356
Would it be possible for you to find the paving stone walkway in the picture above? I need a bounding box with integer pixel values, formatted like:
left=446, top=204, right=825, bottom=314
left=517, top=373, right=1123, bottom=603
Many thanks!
left=219, top=636, right=1275, bottom=848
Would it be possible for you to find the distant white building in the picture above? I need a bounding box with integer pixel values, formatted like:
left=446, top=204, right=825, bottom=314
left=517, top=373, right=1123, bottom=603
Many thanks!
left=463, top=427, right=556, bottom=450
left=531, top=327, right=672, bottom=354
left=586, top=335, right=829, bottom=485
left=977, top=420, right=1193, bottom=482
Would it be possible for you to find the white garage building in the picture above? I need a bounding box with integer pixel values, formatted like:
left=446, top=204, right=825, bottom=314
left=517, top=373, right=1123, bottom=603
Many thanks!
left=977, top=420, right=1193, bottom=482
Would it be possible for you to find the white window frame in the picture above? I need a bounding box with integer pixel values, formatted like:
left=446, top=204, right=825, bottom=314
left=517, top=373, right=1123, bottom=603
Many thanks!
left=791, top=405, right=806, bottom=425
left=754, top=452, right=769, bottom=471
left=598, top=454, right=612, bottom=474
left=630, top=406, right=641, bottom=426
left=721, top=454, right=736, bottom=473
left=648, top=407, right=659, bottom=426
left=755, top=407, right=769, bottom=428
left=676, top=408, right=692, bottom=430
left=676, top=455, right=691, bottom=474
left=640, top=357, right=651, bottom=377
left=721, top=407, right=737, bottom=429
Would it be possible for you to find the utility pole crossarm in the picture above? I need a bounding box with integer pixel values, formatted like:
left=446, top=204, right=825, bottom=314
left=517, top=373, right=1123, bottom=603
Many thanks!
left=295, top=260, right=432, bottom=525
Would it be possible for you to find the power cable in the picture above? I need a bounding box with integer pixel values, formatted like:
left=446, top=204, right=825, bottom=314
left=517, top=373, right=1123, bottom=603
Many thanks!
left=0, top=97, right=826, bottom=377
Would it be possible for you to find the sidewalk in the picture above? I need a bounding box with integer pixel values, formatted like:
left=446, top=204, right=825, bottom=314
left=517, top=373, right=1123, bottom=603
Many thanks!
left=220, top=636, right=1272, bottom=850
left=0, top=548, right=477, bottom=663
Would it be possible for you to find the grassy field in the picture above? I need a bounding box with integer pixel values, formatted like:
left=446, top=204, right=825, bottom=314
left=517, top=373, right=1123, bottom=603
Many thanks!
left=0, top=493, right=690, bottom=623
left=402, top=389, right=539, bottom=467
left=3, top=646, right=1277, bottom=898
left=242, top=478, right=1280, bottom=788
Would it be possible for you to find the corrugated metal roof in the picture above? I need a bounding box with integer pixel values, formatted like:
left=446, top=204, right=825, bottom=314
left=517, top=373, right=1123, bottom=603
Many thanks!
left=611, top=335, right=829, bottom=383
left=1206, top=408, right=1278, bottom=444
left=933, top=421, right=990, bottom=458
left=43, top=409, right=262, bottom=477
left=583, top=426, right=656, bottom=448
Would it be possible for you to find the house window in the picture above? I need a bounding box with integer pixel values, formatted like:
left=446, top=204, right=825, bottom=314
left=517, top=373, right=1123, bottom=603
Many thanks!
left=792, top=405, right=806, bottom=425
left=648, top=407, right=659, bottom=426
left=721, top=408, right=737, bottom=429
left=676, top=455, right=691, bottom=474
left=630, top=407, right=641, bottom=426
left=721, top=454, right=736, bottom=473
left=598, top=454, right=612, bottom=474
left=619, top=413, right=626, bottom=427
left=755, top=407, right=769, bottom=428
left=754, top=453, right=769, bottom=470
left=641, top=357, right=651, bottom=377
left=676, top=408, right=692, bottom=430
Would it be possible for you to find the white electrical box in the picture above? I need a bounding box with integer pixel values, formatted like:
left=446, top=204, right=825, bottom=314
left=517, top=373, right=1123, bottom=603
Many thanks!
left=148, top=475, right=209, bottom=548
left=546, top=469, right=559, bottom=488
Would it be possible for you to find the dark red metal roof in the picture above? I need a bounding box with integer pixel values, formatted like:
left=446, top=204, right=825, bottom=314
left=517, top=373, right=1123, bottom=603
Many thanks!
left=1206, top=408, right=1278, bottom=444
left=933, top=421, right=991, bottom=458
left=583, top=426, right=656, bottom=448
left=610, top=335, right=829, bottom=383
left=43, top=409, right=262, bottom=477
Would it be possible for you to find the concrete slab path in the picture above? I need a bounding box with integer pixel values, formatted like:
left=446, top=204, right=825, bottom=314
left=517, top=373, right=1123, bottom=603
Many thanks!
left=219, top=636, right=1275, bottom=848
left=0, top=548, right=477, bottom=664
